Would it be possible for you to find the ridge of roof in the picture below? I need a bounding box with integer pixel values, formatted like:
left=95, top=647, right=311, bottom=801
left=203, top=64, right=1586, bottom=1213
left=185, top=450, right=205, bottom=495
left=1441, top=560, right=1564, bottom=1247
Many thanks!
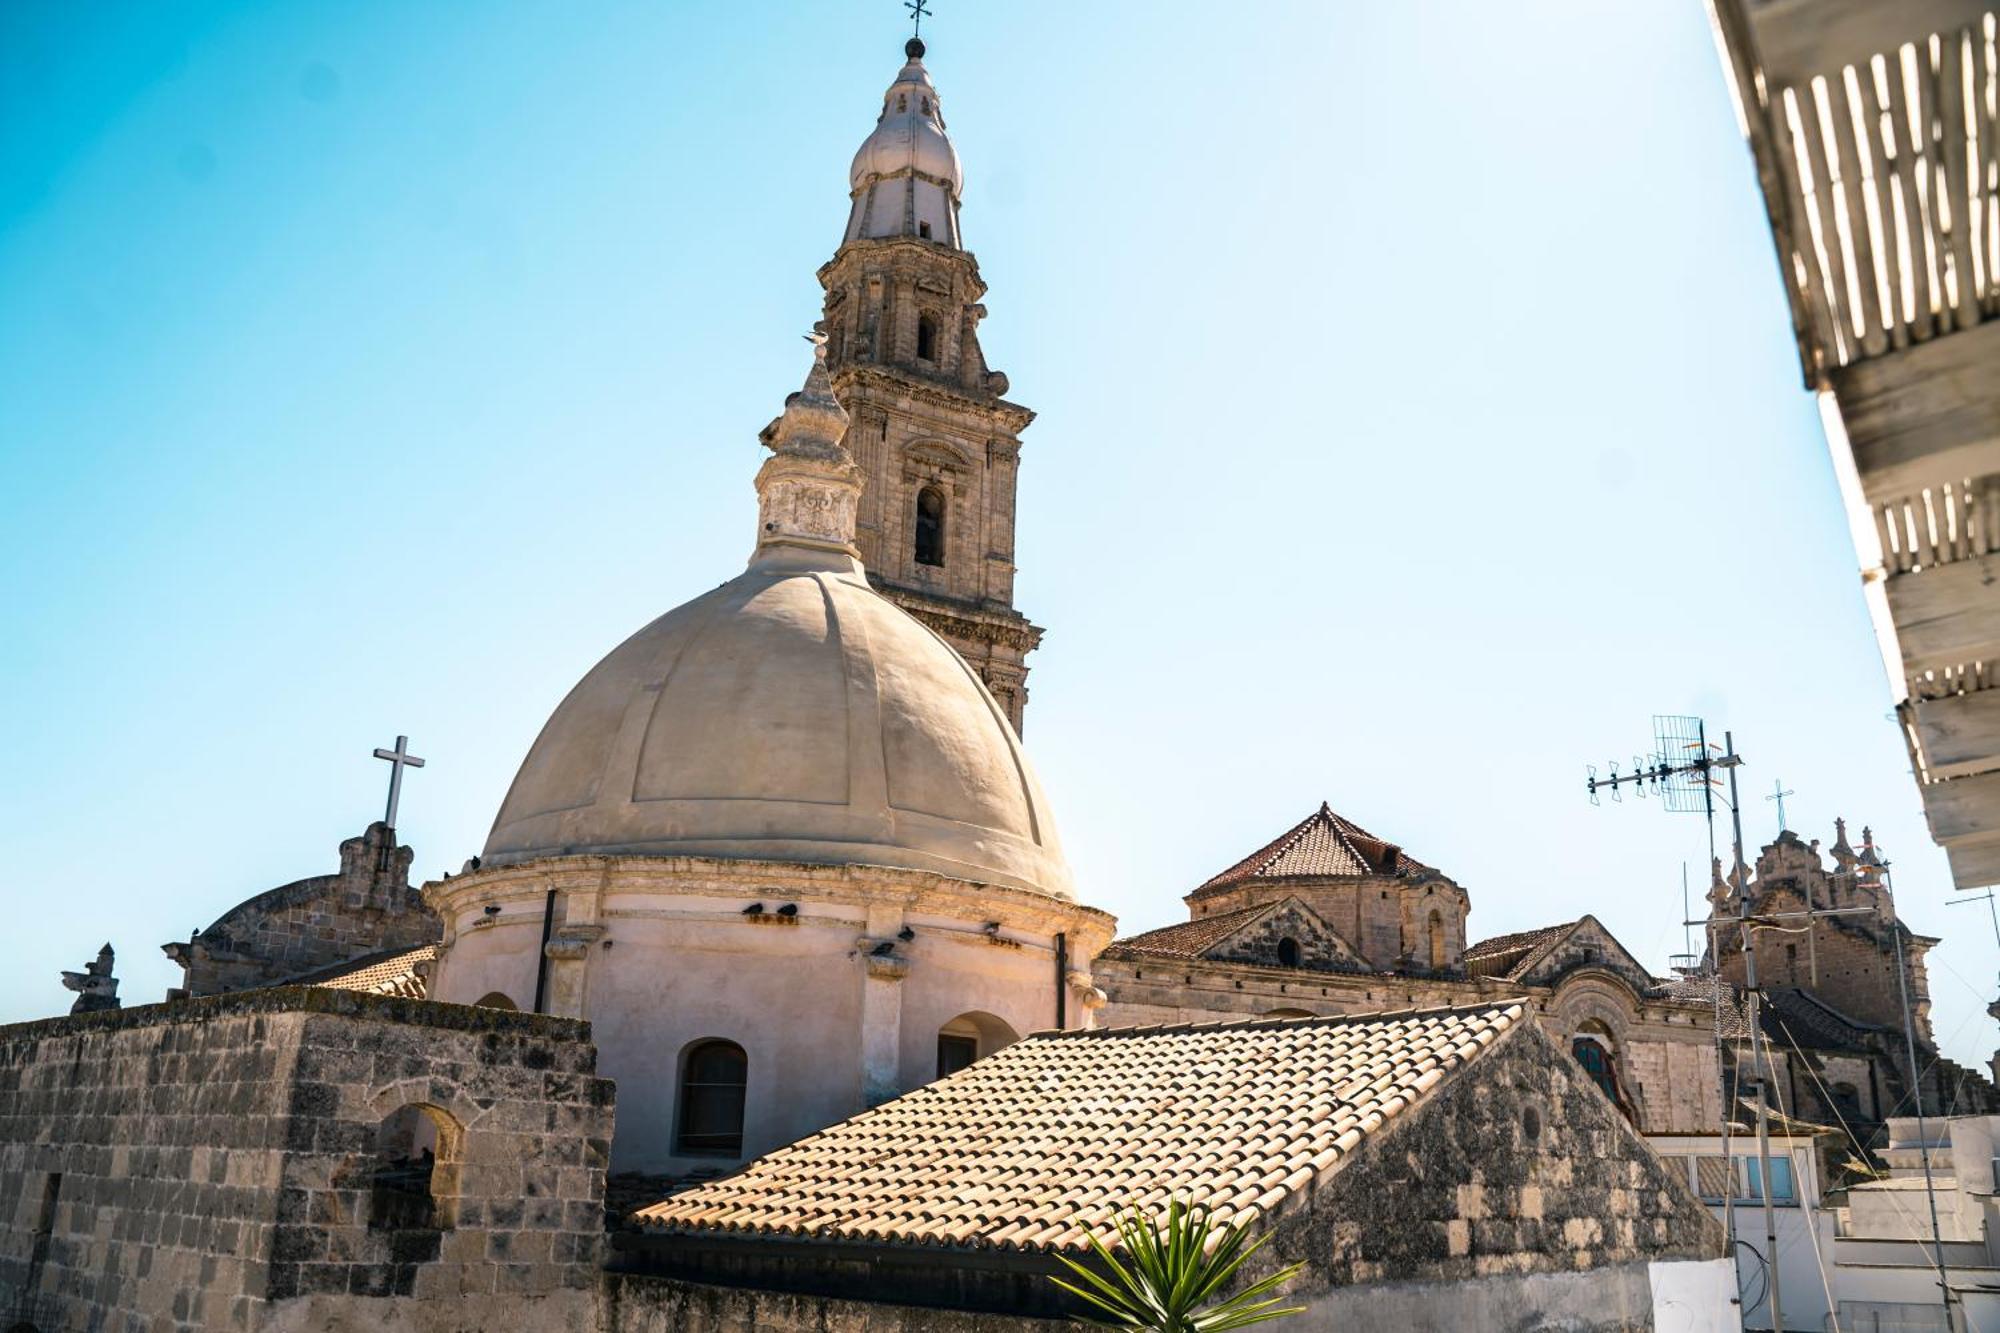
left=1190, top=801, right=1431, bottom=896
left=633, top=1001, right=1528, bottom=1255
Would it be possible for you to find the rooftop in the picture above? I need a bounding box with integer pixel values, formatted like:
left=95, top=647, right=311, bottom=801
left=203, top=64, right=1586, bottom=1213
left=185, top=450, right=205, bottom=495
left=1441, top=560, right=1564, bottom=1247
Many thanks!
left=285, top=943, right=437, bottom=1000
left=633, top=1002, right=1526, bottom=1255
left=1463, top=922, right=1579, bottom=981
left=1191, top=802, right=1432, bottom=898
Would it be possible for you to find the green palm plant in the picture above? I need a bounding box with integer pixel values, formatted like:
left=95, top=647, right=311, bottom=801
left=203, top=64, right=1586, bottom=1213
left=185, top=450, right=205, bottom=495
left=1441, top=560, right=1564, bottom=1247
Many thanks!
left=1050, top=1198, right=1306, bottom=1331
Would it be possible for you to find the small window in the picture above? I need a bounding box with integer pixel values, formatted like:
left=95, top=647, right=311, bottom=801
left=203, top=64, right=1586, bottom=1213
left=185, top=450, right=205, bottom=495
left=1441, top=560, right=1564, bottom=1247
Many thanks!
left=914, top=486, right=945, bottom=567
left=937, top=1033, right=977, bottom=1078
left=369, top=1104, right=458, bottom=1236
left=677, top=1040, right=747, bottom=1156
left=1276, top=936, right=1300, bottom=968
left=473, top=992, right=517, bottom=1011
left=918, top=220, right=933, bottom=239
left=916, top=313, right=938, bottom=361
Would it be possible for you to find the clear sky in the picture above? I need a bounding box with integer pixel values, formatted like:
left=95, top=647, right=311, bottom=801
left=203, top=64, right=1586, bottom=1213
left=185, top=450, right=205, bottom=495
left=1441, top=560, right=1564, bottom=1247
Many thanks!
left=5, top=2, right=1994, bottom=1071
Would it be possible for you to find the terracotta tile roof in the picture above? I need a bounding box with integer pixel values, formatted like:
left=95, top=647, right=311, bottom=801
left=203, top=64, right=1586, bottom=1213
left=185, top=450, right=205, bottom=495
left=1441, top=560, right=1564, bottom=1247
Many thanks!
left=633, top=1002, right=1527, bottom=1254
left=1107, top=904, right=1271, bottom=959
left=1463, top=921, right=1578, bottom=981
left=1191, top=803, right=1431, bottom=897
left=285, top=944, right=436, bottom=1000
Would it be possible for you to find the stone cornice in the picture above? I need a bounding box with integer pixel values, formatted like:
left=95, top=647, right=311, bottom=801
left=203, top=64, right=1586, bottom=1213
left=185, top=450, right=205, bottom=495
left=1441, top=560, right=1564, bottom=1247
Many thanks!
left=819, top=237, right=988, bottom=296
left=888, top=599, right=1045, bottom=653
left=830, top=364, right=1034, bottom=433
left=425, top=855, right=1116, bottom=952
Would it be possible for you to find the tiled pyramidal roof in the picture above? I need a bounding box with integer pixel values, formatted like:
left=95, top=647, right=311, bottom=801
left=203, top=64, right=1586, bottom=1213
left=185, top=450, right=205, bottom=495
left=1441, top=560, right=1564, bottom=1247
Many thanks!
left=634, top=1002, right=1526, bottom=1254
left=1192, top=802, right=1429, bottom=896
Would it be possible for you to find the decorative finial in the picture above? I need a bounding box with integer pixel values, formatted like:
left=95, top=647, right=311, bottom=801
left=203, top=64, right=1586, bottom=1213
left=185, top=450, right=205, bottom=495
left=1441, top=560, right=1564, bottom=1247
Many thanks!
left=61, top=943, right=121, bottom=1015
left=752, top=339, right=859, bottom=560
left=905, top=0, right=931, bottom=56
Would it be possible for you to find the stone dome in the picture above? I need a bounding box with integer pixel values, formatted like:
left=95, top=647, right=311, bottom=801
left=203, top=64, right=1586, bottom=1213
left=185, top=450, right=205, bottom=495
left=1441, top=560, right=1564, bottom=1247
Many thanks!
left=848, top=54, right=961, bottom=196
left=483, top=344, right=1071, bottom=900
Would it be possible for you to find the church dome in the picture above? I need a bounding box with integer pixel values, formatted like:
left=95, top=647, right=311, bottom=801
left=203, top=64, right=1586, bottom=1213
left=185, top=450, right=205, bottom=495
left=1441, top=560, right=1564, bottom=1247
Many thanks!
left=848, top=51, right=961, bottom=198
left=483, top=345, right=1071, bottom=900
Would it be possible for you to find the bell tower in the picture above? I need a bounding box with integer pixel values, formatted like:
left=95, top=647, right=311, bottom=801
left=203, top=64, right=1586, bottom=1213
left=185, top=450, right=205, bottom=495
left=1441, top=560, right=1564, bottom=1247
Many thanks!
left=808, top=37, right=1043, bottom=733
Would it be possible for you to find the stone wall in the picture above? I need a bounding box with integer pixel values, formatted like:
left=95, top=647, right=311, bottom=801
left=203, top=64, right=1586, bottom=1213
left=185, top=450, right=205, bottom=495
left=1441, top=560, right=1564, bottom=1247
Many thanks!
left=1205, top=899, right=1366, bottom=972
left=0, top=987, right=610, bottom=1333
left=606, top=1273, right=1067, bottom=1332
left=164, top=824, right=441, bottom=998
left=1255, top=1018, right=1723, bottom=1303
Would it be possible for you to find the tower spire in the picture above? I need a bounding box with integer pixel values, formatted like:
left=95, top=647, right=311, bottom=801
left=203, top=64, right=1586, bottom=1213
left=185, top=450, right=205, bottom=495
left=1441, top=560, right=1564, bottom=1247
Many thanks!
left=818, top=42, right=1044, bottom=732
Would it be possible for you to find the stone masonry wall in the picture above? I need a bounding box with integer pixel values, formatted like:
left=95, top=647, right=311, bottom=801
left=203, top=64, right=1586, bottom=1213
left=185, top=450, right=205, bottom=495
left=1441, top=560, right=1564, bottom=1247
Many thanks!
left=0, top=987, right=610, bottom=1333
left=1257, top=1018, right=1723, bottom=1308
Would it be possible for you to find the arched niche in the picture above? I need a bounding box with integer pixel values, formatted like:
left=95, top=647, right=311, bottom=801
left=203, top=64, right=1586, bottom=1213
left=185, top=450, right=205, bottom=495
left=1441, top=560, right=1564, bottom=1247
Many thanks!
left=936, top=1011, right=1020, bottom=1078
left=368, top=1102, right=463, bottom=1233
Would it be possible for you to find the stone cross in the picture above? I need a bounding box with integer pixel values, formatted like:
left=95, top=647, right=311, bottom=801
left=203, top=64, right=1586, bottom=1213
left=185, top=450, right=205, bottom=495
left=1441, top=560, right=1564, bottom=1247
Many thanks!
left=372, top=735, right=426, bottom=830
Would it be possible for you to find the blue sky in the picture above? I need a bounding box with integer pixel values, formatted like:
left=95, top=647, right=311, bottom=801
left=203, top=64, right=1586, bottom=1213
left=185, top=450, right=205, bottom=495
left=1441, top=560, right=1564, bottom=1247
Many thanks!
left=4, top=2, right=1994, bottom=1070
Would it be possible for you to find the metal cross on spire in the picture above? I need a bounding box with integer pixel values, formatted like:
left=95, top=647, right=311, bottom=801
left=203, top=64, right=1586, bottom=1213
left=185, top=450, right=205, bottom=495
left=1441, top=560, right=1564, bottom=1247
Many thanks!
left=1765, top=778, right=1794, bottom=833
left=372, top=734, right=426, bottom=830
left=905, top=0, right=932, bottom=40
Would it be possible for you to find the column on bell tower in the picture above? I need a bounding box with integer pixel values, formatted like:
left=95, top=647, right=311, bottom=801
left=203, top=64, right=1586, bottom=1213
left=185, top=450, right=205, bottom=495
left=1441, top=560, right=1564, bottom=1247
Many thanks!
left=814, top=37, right=1044, bottom=735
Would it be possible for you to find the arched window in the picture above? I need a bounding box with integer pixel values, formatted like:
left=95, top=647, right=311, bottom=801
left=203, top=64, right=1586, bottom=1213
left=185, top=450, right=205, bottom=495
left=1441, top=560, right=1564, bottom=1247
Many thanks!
left=914, top=486, right=946, bottom=567
left=368, top=1104, right=460, bottom=1235
left=473, top=992, right=517, bottom=1011
left=916, top=313, right=938, bottom=361
left=1276, top=936, right=1301, bottom=968
left=676, top=1040, right=747, bottom=1156
left=1829, top=1081, right=1862, bottom=1122
left=1427, top=911, right=1446, bottom=969
left=937, top=1012, right=1019, bottom=1079
left=1571, top=1032, right=1628, bottom=1116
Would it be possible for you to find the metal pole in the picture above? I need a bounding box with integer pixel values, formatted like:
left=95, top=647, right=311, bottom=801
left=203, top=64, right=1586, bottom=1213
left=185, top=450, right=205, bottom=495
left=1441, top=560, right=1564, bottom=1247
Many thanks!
left=1750, top=1077, right=1785, bottom=1333
left=1888, top=862, right=1953, bottom=1329
left=1723, top=730, right=1783, bottom=1328
left=1700, top=722, right=1741, bottom=1285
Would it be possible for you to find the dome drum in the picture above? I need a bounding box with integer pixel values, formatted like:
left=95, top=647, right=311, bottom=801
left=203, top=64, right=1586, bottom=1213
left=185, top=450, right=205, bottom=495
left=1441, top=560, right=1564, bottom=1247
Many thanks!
left=425, top=855, right=1116, bottom=1173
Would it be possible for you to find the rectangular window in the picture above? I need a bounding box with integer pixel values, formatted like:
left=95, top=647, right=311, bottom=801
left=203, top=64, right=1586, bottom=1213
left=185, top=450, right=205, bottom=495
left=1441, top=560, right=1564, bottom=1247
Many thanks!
left=1695, top=1156, right=1732, bottom=1202
left=1742, top=1154, right=1796, bottom=1204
